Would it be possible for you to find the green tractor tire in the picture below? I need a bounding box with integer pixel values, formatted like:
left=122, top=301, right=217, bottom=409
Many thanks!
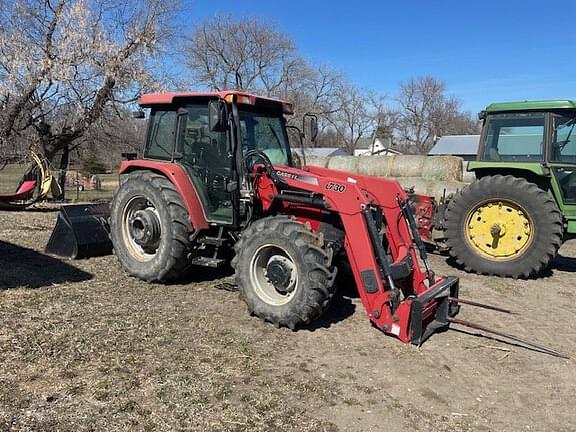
left=444, top=175, right=563, bottom=278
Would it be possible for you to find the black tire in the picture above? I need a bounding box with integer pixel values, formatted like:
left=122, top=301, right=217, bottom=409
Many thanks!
left=445, top=175, right=563, bottom=278
left=110, top=171, right=192, bottom=282
left=232, top=216, right=337, bottom=329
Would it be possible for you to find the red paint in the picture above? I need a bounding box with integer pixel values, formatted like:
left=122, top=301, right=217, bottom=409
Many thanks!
left=0, top=180, right=36, bottom=202
left=119, top=160, right=209, bottom=230
left=14, top=180, right=36, bottom=196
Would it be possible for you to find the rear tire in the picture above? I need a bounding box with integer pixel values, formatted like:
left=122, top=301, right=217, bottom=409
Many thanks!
left=110, top=171, right=192, bottom=282
left=232, top=216, right=337, bottom=329
left=445, top=175, right=563, bottom=278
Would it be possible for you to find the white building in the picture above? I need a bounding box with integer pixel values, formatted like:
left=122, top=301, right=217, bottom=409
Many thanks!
left=354, top=138, right=402, bottom=156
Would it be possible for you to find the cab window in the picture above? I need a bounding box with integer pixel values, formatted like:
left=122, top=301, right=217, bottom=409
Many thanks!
left=239, top=110, right=290, bottom=166
left=551, top=113, right=576, bottom=163
left=482, top=113, right=545, bottom=161
left=144, top=110, right=176, bottom=160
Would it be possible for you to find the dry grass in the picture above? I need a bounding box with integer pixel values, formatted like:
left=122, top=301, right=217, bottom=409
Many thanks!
left=0, top=212, right=340, bottom=431
left=1, top=208, right=576, bottom=432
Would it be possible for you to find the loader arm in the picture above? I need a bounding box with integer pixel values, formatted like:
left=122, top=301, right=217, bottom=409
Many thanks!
left=255, top=164, right=460, bottom=344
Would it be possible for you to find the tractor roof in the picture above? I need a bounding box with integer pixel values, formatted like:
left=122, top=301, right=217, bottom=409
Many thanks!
left=138, top=91, right=293, bottom=114
left=485, top=100, right=576, bottom=113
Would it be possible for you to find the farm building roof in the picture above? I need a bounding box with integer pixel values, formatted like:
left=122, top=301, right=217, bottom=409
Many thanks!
left=294, top=147, right=350, bottom=158
left=429, top=135, right=480, bottom=156
left=355, top=138, right=372, bottom=149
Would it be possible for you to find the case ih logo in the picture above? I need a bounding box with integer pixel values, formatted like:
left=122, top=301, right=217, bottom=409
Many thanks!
left=276, top=170, right=319, bottom=186
left=276, top=170, right=300, bottom=180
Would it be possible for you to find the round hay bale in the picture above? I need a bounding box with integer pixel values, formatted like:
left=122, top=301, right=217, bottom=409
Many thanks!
left=421, top=156, right=464, bottom=182
left=358, top=155, right=395, bottom=177
left=305, top=156, right=329, bottom=168
left=327, top=156, right=359, bottom=174
left=427, top=180, right=465, bottom=201
left=462, top=162, right=476, bottom=183
left=394, top=177, right=432, bottom=197
left=389, top=155, right=426, bottom=178
left=291, top=151, right=302, bottom=168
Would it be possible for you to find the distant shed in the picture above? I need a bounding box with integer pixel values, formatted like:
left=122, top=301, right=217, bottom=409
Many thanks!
left=294, top=147, right=349, bottom=158
left=429, top=135, right=480, bottom=161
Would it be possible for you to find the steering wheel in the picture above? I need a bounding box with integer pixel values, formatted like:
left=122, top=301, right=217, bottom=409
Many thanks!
left=243, top=149, right=285, bottom=186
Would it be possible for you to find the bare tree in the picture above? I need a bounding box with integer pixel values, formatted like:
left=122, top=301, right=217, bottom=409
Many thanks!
left=185, top=15, right=303, bottom=95
left=283, top=65, right=343, bottom=145
left=184, top=15, right=346, bottom=147
left=0, top=0, right=177, bottom=164
left=325, top=84, right=385, bottom=154
left=395, top=76, right=475, bottom=154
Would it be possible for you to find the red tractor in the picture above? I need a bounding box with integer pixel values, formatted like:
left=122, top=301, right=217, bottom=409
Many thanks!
left=109, top=91, right=460, bottom=344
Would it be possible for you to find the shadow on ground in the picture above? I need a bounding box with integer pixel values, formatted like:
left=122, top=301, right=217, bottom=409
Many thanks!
left=307, top=294, right=356, bottom=331
left=0, top=241, right=92, bottom=289
left=449, top=327, right=568, bottom=359
left=443, top=255, right=576, bottom=279
left=552, top=254, right=576, bottom=273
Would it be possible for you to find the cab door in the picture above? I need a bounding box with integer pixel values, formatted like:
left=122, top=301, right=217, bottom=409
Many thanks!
left=177, top=103, right=233, bottom=224
left=548, top=113, right=576, bottom=217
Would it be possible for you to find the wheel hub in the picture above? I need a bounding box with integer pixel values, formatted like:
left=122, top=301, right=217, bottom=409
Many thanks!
left=466, top=200, right=532, bottom=259
left=266, top=255, right=295, bottom=293
left=249, top=246, right=299, bottom=306
left=129, top=209, right=161, bottom=249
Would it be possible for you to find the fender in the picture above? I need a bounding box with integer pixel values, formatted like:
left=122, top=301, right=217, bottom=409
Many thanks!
left=467, top=161, right=548, bottom=178
left=119, top=160, right=209, bottom=230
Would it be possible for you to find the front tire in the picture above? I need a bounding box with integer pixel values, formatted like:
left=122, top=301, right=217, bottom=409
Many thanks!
left=232, top=216, right=337, bottom=329
left=444, top=175, right=563, bottom=278
left=110, top=171, right=193, bottom=282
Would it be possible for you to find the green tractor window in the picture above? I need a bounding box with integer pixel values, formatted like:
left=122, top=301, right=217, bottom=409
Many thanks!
left=482, top=113, right=545, bottom=161
left=551, top=113, right=576, bottom=204
left=551, top=113, right=576, bottom=163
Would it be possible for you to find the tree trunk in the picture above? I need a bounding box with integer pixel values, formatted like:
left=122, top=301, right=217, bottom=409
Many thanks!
left=56, top=144, right=69, bottom=201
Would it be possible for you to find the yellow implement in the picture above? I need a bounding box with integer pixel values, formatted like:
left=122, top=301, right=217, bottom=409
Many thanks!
left=0, top=151, right=59, bottom=209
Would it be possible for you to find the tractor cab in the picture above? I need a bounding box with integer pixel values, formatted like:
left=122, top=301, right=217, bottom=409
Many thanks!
left=474, top=100, right=576, bottom=207
left=139, top=91, right=294, bottom=225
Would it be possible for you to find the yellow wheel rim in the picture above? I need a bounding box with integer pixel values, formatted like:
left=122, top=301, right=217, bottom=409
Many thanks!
left=465, top=199, right=533, bottom=260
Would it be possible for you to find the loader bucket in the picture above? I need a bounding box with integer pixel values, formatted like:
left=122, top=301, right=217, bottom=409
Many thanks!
left=45, top=203, right=112, bottom=259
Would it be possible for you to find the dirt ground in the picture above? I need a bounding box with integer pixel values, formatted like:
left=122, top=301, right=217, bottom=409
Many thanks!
left=1, top=207, right=575, bottom=432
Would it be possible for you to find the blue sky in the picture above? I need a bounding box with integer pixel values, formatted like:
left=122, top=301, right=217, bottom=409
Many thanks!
left=186, top=0, right=576, bottom=113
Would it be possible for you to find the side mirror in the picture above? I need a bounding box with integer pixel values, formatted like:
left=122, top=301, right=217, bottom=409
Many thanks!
left=303, top=114, right=318, bottom=142
left=132, top=110, right=145, bottom=119
left=209, top=99, right=228, bottom=132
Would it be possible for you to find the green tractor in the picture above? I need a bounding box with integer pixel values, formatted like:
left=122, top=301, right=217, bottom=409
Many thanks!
left=445, top=100, right=576, bottom=278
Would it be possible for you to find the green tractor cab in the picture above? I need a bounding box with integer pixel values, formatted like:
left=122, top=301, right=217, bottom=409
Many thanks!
left=445, top=100, right=576, bottom=278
